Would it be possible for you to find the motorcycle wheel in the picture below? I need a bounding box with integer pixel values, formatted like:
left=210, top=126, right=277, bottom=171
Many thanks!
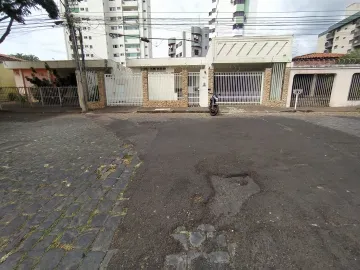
left=210, top=107, right=219, bottom=116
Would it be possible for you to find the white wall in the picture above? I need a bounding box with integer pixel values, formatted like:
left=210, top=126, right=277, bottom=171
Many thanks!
left=286, top=66, right=360, bottom=107
left=317, top=35, right=327, bottom=53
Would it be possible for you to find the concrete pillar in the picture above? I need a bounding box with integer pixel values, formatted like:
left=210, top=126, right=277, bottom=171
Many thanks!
left=281, top=68, right=291, bottom=106
left=208, top=68, right=214, bottom=105
left=309, top=74, right=318, bottom=97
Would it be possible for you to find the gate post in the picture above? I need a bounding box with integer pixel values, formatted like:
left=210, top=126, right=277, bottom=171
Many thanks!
left=142, top=70, right=149, bottom=107
left=261, top=68, right=272, bottom=106
left=181, top=68, right=188, bottom=107
left=208, top=68, right=214, bottom=105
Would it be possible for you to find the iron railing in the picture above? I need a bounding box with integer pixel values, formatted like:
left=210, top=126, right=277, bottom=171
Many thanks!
left=0, top=87, right=79, bottom=107
left=348, top=73, right=360, bottom=101
left=188, top=72, right=200, bottom=107
left=290, top=74, right=335, bottom=107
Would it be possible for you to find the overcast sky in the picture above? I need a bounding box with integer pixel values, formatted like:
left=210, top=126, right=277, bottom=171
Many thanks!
left=0, top=0, right=355, bottom=60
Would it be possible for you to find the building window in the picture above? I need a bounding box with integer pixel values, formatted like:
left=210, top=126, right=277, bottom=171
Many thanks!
left=86, top=54, right=89, bottom=57
left=80, top=8, right=84, bottom=11
left=205, top=46, right=207, bottom=49
left=348, top=49, right=352, bottom=53
left=111, top=26, right=117, bottom=30
left=335, top=37, right=339, bottom=40
left=89, top=36, right=92, bottom=40
left=120, top=44, right=123, bottom=47
left=205, top=34, right=208, bottom=37
left=118, top=26, right=123, bottom=29
left=110, top=17, right=116, bottom=21
left=83, top=27, right=87, bottom=30
left=344, top=37, right=346, bottom=39
left=345, top=27, right=348, bottom=30
left=90, top=45, right=93, bottom=48
left=120, top=53, right=124, bottom=56
left=85, top=45, right=88, bottom=48
left=121, top=62, right=124, bottom=64
left=117, top=7, right=121, bottom=10
left=179, top=52, right=182, bottom=57
left=334, top=45, right=338, bottom=49
left=84, top=36, right=88, bottom=39
left=85, top=8, right=88, bottom=11
left=351, top=30, right=355, bottom=34
left=110, top=7, right=116, bottom=11
left=342, top=46, right=344, bottom=48
left=114, top=53, right=119, bottom=57
left=91, top=54, right=94, bottom=57
left=194, top=49, right=199, bottom=56
left=113, top=45, right=118, bottom=48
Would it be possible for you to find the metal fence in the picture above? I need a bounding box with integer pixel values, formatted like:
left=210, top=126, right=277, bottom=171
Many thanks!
left=270, top=63, right=286, bottom=100
left=148, top=72, right=182, bottom=101
left=290, top=74, right=335, bottom=107
left=0, top=87, right=79, bottom=108
left=188, top=72, right=200, bottom=107
left=86, top=71, right=99, bottom=102
left=105, top=73, right=143, bottom=106
left=348, top=73, right=360, bottom=101
left=214, top=72, right=263, bottom=105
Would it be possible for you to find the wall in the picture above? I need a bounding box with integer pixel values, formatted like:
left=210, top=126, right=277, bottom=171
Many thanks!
left=0, top=64, right=16, bottom=87
left=286, top=66, right=360, bottom=107
left=332, top=22, right=355, bottom=54
left=317, top=34, right=327, bottom=53
left=13, top=68, right=51, bottom=88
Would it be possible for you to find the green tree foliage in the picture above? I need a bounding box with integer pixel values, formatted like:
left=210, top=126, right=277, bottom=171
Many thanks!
left=0, top=0, right=59, bottom=43
left=339, top=49, right=360, bottom=64
left=9, top=53, right=40, bottom=61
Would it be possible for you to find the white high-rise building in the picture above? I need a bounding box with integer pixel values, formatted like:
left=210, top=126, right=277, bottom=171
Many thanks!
left=61, top=0, right=152, bottom=65
left=209, top=0, right=258, bottom=38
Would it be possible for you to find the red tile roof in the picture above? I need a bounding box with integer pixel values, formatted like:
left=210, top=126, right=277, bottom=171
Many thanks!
left=0, top=54, right=24, bottom=62
left=293, top=53, right=345, bottom=60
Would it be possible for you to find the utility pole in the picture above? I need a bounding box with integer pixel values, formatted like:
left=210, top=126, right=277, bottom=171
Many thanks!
left=78, top=27, right=88, bottom=102
left=63, top=0, right=88, bottom=112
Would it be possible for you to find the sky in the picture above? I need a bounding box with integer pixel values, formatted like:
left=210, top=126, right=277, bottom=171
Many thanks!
left=0, top=0, right=356, bottom=60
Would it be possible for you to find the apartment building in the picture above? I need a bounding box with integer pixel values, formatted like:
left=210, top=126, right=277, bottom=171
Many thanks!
left=168, top=27, right=210, bottom=58
left=61, top=0, right=152, bottom=65
left=317, top=3, right=360, bottom=54
left=209, top=0, right=256, bottom=39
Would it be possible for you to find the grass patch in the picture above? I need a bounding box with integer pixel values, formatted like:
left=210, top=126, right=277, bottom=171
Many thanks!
left=120, top=208, right=128, bottom=216
left=122, top=154, right=133, bottom=166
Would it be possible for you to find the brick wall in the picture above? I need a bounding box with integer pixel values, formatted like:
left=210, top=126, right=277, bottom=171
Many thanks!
left=208, top=68, right=214, bottom=105
left=87, top=70, right=107, bottom=110
left=261, top=67, right=290, bottom=107
left=142, top=69, right=188, bottom=108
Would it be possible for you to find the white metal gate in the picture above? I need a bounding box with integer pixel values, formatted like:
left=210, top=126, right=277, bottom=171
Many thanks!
left=105, top=72, right=142, bottom=106
left=214, top=72, right=264, bottom=105
left=188, top=72, right=200, bottom=107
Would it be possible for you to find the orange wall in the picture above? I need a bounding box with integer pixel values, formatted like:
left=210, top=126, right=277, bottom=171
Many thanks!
left=13, top=68, right=56, bottom=88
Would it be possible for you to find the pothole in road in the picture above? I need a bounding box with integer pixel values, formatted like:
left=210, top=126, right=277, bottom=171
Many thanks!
left=210, top=174, right=260, bottom=218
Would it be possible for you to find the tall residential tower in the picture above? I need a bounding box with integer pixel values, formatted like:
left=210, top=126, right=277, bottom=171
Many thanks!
left=61, top=0, right=152, bottom=65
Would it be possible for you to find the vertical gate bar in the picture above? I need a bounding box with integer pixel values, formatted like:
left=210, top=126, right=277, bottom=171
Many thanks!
left=39, top=88, right=44, bottom=106
left=58, top=87, right=63, bottom=107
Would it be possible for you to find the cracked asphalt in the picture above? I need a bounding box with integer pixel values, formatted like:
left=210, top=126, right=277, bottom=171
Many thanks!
left=1, top=112, right=360, bottom=269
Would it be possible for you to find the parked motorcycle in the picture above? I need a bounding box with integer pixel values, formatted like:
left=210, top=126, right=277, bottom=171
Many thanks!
left=209, top=93, right=220, bottom=116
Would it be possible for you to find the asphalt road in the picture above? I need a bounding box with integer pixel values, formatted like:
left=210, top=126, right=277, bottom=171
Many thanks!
left=88, top=113, right=360, bottom=270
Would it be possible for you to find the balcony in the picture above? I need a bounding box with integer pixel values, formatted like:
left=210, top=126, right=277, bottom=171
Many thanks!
left=124, top=29, right=139, bottom=36
left=122, top=0, right=138, bottom=7
left=353, top=38, right=360, bottom=47
left=168, top=48, right=175, bottom=55
left=323, top=49, right=331, bottom=53
left=209, top=18, right=215, bottom=25
left=326, top=32, right=334, bottom=40
left=354, top=30, right=360, bottom=37
left=325, top=41, right=333, bottom=48
left=123, top=11, right=138, bottom=17
left=125, top=38, right=140, bottom=44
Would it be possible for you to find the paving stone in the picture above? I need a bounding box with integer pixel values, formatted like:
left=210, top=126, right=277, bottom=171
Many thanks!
left=189, top=232, right=206, bottom=248
left=81, top=200, right=99, bottom=213
left=5, top=227, right=31, bottom=252
left=76, top=192, right=91, bottom=203
left=65, top=204, right=81, bottom=217
left=22, top=203, right=42, bottom=215
left=104, top=215, right=122, bottom=232
left=33, top=234, right=57, bottom=251
left=91, top=231, right=113, bottom=251
left=41, top=197, right=63, bottom=212
left=17, top=231, right=44, bottom=251
left=0, top=213, right=17, bottom=225
left=0, top=252, right=23, bottom=270
left=111, top=201, right=124, bottom=214
left=208, top=251, right=230, bottom=264
left=54, top=197, right=76, bottom=212
left=165, top=254, right=187, bottom=270
left=51, top=217, right=73, bottom=233
left=35, top=249, right=65, bottom=270
left=74, top=229, right=99, bottom=250
left=197, top=224, right=216, bottom=233
left=217, top=234, right=227, bottom=248
left=69, top=212, right=90, bottom=228
left=113, top=177, right=129, bottom=190
left=172, top=234, right=189, bottom=251
left=99, top=249, right=118, bottom=270
left=57, top=250, right=85, bottom=270
left=17, top=251, right=44, bottom=269
left=91, top=214, right=109, bottom=227
left=60, top=229, right=78, bottom=244
left=38, top=212, right=61, bottom=230
left=97, top=200, right=115, bottom=214
left=86, top=188, right=105, bottom=200
left=108, top=165, right=125, bottom=179
left=104, top=189, right=121, bottom=201
left=102, top=178, right=118, bottom=188
left=0, top=216, right=27, bottom=236
left=26, top=214, right=46, bottom=228
left=78, top=251, right=106, bottom=270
